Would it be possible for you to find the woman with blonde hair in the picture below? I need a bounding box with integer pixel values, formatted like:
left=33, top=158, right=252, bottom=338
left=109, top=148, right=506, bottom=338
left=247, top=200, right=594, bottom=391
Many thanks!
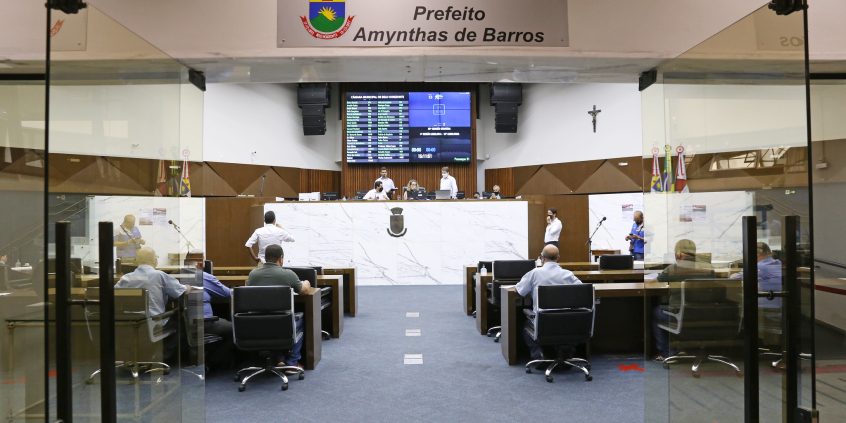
left=404, top=179, right=421, bottom=200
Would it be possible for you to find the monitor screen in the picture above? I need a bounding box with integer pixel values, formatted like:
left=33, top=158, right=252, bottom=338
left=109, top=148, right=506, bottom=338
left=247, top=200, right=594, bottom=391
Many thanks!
left=345, top=92, right=472, bottom=163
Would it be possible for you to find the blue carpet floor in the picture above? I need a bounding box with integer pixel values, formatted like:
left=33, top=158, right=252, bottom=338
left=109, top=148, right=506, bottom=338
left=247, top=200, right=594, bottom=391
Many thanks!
left=204, top=285, right=644, bottom=423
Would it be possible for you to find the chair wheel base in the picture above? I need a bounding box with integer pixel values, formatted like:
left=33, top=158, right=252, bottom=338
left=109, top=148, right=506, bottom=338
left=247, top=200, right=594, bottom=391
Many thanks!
left=298, top=373, right=305, bottom=380
left=692, top=372, right=701, bottom=379
left=736, top=371, right=743, bottom=378
left=85, top=379, right=94, bottom=385
left=322, top=334, right=331, bottom=340
left=585, top=375, right=593, bottom=382
left=238, top=385, right=246, bottom=392
left=494, top=338, right=499, bottom=343
left=234, top=376, right=240, bottom=382
left=281, top=383, right=288, bottom=391
left=487, top=333, right=493, bottom=337
left=546, top=376, right=553, bottom=383
left=526, top=368, right=532, bottom=374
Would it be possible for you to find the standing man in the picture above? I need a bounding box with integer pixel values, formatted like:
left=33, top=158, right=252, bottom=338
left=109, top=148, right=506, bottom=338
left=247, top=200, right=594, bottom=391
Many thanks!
left=439, top=166, right=458, bottom=199
left=364, top=181, right=389, bottom=201
left=544, top=207, right=562, bottom=249
left=245, top=211, right=296, bottom=267
left=246, top=244, right=311, bottom=373
left=179, top=250, right=233, bottom=371
left=114, top=215, right=145, bottom=263
left=515, top=245, right=582, bottom=361
left=375, top=166, right=396, bottom=199
left=625, top=211, right=645, bottom=261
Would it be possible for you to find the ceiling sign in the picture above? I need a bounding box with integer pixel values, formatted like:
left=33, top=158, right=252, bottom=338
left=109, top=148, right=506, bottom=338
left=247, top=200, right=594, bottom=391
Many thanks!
left=277, top=0, right=568, bottom=47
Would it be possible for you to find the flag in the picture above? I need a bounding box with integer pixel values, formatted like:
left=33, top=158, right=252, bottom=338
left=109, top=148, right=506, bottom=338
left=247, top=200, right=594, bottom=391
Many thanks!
left=155, top=159, right=167, bottom=196
left=180, top=158, right=191, bottom=197
left=676, top=145, right=689, bottom=193
left=168, top=159, right=179, bottom=197
left=650, top=148, right=662, bottom=193
left=662, top=145, right=674, bottom=193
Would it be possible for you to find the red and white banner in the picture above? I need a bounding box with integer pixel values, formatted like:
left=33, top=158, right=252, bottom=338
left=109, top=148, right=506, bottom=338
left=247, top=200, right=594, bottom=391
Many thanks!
left=676, top=146, right=689, bottom=193
left=300, top=16, right=355, bottom=40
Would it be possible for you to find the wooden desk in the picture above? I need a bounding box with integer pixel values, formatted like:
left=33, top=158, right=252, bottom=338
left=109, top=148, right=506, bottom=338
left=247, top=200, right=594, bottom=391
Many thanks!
left=475, top=274, right=493, bottom=335
left=571, top=269, right=646, bottom=283
left=463, top=265, right=477, bottom=316
left=215, top=266, right=359, bottom=318
left=316, top=275, right=344, bottom=338
left=499, top=282, right=669, bottom=365
left=591, top=249, right=620, bottom=262
left=323, top=266, right=358, bottom=317
left=217, top=275, right=345, bottom=339
left=293, top=287, right=322, bottom=370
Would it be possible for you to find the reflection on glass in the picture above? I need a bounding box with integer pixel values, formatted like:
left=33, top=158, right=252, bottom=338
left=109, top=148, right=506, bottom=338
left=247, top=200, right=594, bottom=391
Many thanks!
left=641, top=5, right=810, bottom=423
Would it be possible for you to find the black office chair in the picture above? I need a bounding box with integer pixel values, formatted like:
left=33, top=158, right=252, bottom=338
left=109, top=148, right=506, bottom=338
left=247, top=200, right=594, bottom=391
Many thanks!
left=658, top=279, right=744, bottom=378
left=180, top=286, right=224, bottom=378
left=456, top=191, right=465, bottom=199
left=84, top=288, right=175, bottom=384
left=481, top=191, right=494, bottom=199
left=232, top=286, right=305, bottom=392
left=487, top=260, right=536, bottom=341
left=321, top=192, right=338, bottom=201
left=285, top=266, right=332, bottom=340
left=204, top=260, right=213, bottom=275
left=524, top=284, right=595, bottom=382
left=598, top=254, right=634, bottom=270
left=355, top=191, right=368, bottom=200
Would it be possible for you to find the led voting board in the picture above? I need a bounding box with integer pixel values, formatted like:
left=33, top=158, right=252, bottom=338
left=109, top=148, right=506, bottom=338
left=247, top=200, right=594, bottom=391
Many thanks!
left=345, top=92, right=472, bottom=163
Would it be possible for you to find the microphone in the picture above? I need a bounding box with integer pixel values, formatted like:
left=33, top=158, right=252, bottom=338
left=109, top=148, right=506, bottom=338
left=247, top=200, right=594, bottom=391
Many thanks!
left=601, top=217, right=607, bottom=222
left=260, top=175, right=266, bottom=196
left=168, top=220, right=180, bottom=230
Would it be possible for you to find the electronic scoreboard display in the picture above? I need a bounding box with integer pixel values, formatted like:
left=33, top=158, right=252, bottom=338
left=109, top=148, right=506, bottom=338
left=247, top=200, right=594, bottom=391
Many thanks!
left=345, top=92, right=472, bottom=163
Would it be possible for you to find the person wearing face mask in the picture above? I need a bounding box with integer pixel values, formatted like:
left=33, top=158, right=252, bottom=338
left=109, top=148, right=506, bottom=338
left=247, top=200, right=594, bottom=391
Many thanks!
left=490, top=185, right=502, bottom=199
left=364, top=180, right=389, bottom=201
left=439, top=166, right=458, bottom=199
left=374, top=166, right=396, bottom=199
left=403, top=179, right=422, bottom=200
left=545, top=207, right=562, bottom=248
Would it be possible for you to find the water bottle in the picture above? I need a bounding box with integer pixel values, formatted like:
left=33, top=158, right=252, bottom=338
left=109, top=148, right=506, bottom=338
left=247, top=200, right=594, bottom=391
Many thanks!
left=15, top=259, right=21, bottom=268
left=349, top=258, right=354, bottom=268
left=536, top=256, right=542, bottom=267
left=480, top=266, right=487, bottom=276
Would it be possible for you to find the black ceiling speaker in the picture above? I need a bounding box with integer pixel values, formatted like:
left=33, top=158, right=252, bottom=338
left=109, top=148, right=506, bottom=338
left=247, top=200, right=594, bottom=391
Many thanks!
left=298, top=83, right=331, bottom=136
left=490, top=83, right=522, bottom=133
left=639, top=70, right=657, bottom=92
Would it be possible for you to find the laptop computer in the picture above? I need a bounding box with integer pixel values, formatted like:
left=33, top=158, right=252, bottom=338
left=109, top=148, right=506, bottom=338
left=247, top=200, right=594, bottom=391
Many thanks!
left=435, top=190, right=451, bottom=200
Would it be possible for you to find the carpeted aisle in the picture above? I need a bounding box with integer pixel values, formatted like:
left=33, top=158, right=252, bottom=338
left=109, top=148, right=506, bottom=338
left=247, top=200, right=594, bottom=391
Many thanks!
left=204, top=285, right=644, bottom=423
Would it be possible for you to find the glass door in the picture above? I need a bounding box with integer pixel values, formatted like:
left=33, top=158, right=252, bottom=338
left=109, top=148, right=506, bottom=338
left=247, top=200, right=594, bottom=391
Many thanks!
left=641, top=4, right=814, bottom=422
left=0, top=3, right=47, bottom=422
left=46, top=3, right=205, bottom=422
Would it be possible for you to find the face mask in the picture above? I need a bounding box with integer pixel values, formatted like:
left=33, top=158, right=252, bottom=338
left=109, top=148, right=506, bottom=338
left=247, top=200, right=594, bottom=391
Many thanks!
left=378, top=187, right=383, bottom=192
left=442, top=173, right=447, bottom=178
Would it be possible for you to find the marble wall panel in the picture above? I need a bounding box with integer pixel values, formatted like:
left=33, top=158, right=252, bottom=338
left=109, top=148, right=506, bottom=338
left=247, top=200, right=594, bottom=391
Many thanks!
left=588, top=193, right=645, bottom=254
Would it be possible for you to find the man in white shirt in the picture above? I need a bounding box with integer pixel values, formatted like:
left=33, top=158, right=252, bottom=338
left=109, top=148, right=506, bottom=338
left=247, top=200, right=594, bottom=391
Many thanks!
left=439, top=166, right=458, bottom=199
left=245, top=211, right=296, bottom=266
left=114, top=247, right=187, bottom=360
left=544, top=207, right=562, bottom=248
left=374, top=166, right=396, bottom=199
left=364, top=181, right=389, bottom=201
left=515, top=244, right=582, bottom=360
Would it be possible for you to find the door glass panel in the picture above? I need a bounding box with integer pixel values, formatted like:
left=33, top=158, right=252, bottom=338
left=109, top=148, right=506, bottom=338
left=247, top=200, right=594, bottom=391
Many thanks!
left=641, top=5, right=809, bottom=422
left=48, top=5, right=205, bottom=422
left=0, top=3, right=47, bottom=421
left=810, top=76, right=846, bottom=420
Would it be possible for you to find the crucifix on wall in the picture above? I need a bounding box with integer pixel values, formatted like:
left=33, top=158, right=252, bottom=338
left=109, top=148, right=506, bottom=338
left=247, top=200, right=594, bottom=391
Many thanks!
left=588, top=105, right=601, bottom=133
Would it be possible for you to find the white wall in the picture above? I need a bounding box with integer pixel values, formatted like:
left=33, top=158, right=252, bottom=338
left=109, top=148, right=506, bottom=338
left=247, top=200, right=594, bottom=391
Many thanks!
left=479, top=83, right=643, bottom=170
left=203, top=83, right=341, bottom=170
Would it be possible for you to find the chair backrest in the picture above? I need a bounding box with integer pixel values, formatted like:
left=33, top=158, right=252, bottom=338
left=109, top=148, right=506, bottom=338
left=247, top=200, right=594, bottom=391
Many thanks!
left=232, top=285, right=293, bottom=314
left=204, top=260, right=213, bottom=274
left=676, top=279, right=742, bottom=340
left=481, top=191, right=493, bottom=199
left=534, top=284, right=596, bottom=344
left=355, top=190, right=368, bottom=199
left=322, top=192, right=339, bottom=201
left=598, top=254, right=634, bottom=270
left=477, top=261, right=493, bottom=274
left=493, top=260, right=536, bottom=279
left=231, top=286, right=297, bottom=350
left=284, top=267, right=318, bottom=284
left=536, top=283, right=594, bottom=310
left=181, top=287, right=206, bottom=347
left=456, top=191, right=465, bottom=199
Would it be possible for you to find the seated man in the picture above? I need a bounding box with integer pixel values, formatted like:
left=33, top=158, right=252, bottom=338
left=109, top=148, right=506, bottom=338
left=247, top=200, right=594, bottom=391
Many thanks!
left=515, top=245, right=583, bottom=361
left=115, top=247, right=187, bottom=361
left=179, top=250, right=233, bottom=371
left=730, top=242, right=782, bottom=319
left=363, top=181, right=389, bottom=201
left=652, top=239, right=714, bottom=362
left=246, top=244, right=311, bottom=374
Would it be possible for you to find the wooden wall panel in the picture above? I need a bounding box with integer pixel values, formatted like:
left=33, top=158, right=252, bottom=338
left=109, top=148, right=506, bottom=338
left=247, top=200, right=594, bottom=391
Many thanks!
left=205, top=197, right=275, bottom=267
left=300, top=169, right=341, bottom=194
left=341, top=83, right=478, bottom=198
left=491, top=156, right=644, bottom=197
left=523, top=195, right=590, bottom=262
left=484, top=168, right=514, bottom=196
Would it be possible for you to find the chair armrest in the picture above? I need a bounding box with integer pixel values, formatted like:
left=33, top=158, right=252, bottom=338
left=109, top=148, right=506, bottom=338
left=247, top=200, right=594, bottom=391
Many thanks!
left=148, top=309, right=178, bottom=323
left=522, top=309, right=535, bottom=319
left=204, top=316, right=219, bottom=323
